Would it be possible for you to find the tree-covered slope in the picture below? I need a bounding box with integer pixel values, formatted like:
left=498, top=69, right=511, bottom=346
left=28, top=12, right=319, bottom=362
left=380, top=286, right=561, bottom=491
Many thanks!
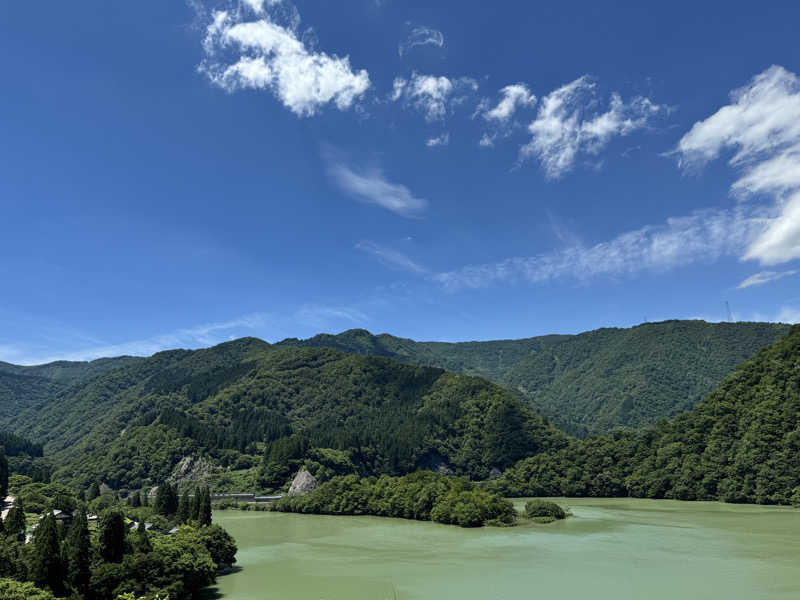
left=504, top=320, right=790, bottom=435
left=278, top=321, right=790, bottom=435
left=0, top=339, right=566, bottom=490
left=493, top=324, right=800, bottom=504
left=0, top=355, right=143, bottom=422
left=276, top=328, right=569, bottom=381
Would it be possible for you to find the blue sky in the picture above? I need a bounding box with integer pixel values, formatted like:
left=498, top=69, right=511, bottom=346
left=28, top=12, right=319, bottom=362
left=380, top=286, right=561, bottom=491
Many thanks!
left=2, top=0, right=800, bottom=364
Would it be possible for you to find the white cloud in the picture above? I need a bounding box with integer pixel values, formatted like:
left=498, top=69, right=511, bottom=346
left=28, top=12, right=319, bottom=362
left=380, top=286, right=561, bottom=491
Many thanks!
left=432, top=206, right=768, bottom=291
left=326, top=158, right=428, bottom=217
left=391, top=73, right=477, bottom=121
left=478, top=133, right=495, bottom=148
left=737, top=269, right=797, bottom=289
left=483, top=84, right=536, bottom=122
left=241, top=0, right=281, bottom=14
left=399, top=26, right=444, bottom=57
left=200, top=5, right=370, bottom=116
left=426, top=132, right=450, bottom=147
left=676, top=65, right=800, bottom=266
left=356, top=241, right=429, bottom=274
left=520, top=76, right=664, bottom=178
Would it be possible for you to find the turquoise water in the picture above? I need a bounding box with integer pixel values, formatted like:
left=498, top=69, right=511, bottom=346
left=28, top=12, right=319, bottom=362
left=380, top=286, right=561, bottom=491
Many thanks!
left=206, top=498, right=800, bottom=600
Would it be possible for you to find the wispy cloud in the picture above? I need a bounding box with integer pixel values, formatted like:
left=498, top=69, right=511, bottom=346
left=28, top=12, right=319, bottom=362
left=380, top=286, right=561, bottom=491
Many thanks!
left=293, top=304, right=369, bottom=328
left=391, top=72, right=478, bottom=121
left=356, top=241, right=429, bottom=274
left=398, top=25, right=444, bottom=57
left=737, top=269, right=797, bottom=289
left=8, top=313, right=274, bottom=365
left=326, top=154, right=428, bottom=217
left=676, top=65, right=800, bottom=266
left=199, top=2, right=370, bottom=116
left=520, top=76, right=665, bottom=178
left=426, top=132, right=450, bottom=147
left=432, top=206, right=768, bottom=291
left=481, top=84, right=536, bottom=122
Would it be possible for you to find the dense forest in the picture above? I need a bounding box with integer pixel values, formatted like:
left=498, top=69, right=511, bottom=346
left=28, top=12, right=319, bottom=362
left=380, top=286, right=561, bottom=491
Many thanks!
left=0, top=472, right=236, bottom=599
left=0, top=341, right=567, bottom=492
left=275, top=471, right=517, bottom=527
left=277, top=321, right=789, bottom=435
left=491, top=324, right=800, bottom=505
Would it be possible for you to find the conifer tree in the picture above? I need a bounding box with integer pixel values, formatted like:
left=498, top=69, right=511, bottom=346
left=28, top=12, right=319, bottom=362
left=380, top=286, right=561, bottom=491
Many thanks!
left=63, top=510, right=91, bottom=596
left=132, top=519, right=152, bottom=554
left=190, top=486, right=201, bottom=521
left=87, top=482, right=100, bottom=501
left=142, top=488, right=149, bottom=507
left=4, top=500, right=26, bottom=542
left=197, top=486, right=212, bottom=526
left=154, top=482, right=178, bottom=516
left=98, top=509, right=126, bottom=563
left=30, top=512, right=64, bottom=595
left=178, top=489, right=191, bottom=523
left=0, top=448, right=8, bottom=499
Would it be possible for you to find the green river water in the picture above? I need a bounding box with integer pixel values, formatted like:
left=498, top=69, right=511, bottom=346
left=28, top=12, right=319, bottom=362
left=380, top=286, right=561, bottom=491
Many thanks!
left=205, top=498, right=800, bottom=600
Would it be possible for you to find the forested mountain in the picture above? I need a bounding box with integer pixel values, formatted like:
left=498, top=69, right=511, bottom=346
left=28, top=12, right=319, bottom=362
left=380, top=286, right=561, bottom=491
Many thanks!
left=493, top=324, right=800, bottom=505
left=0, top=356, right=142, bottom=421
left=278, top=321, right=790, bottom=435
left=0, top=339, right=566, bottom=491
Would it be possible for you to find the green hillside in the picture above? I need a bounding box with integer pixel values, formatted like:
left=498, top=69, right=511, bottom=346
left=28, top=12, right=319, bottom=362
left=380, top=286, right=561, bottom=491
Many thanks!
left=0, top=339, right=566, bottom=491
left=493, top=324, right=800, bottom=504
left=0, top=355, right=142, bottom=422
left=278, top=321, right=790, bottom=435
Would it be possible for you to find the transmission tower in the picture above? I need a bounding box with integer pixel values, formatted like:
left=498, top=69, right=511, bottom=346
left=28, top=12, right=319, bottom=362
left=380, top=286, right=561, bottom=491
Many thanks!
left=725, top=301, right=733, bottom=322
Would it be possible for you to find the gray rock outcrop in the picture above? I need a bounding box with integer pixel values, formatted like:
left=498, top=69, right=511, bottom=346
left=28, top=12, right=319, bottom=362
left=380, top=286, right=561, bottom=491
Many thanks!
left=288, top=468, right=319, bottom=497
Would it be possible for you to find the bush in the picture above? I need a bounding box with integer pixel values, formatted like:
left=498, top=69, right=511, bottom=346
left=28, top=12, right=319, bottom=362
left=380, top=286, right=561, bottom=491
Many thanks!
left=524, top=500, right=566, bottom=520
left=0, top=579, right=57, bottom=600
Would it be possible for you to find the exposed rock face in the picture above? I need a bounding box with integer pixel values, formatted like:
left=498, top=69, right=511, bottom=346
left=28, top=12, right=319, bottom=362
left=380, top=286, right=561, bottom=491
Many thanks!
left=436, top=463, right=454, bottom=476
left=169, top=455, right=215, bottom=485
left=288, top=468, right=318, bottom=497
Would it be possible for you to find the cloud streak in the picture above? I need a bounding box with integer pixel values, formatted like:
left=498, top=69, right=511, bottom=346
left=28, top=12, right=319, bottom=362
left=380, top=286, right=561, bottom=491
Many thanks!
left=432, top=206, right=769, bottom=291
left=326, top=157, right=428, bottom=217
left=356, top=241, right=429, bottom=274
left=737, top=269, right=797, bottom=289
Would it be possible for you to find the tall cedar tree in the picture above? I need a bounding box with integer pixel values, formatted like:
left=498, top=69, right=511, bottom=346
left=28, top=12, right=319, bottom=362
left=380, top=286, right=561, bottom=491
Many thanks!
left=98, top=509, right=126, bottom=563
left=132, top=520, right=152, bottom=554
left=178, top=489, right=191, bottom=523
left=0, top=448, right=8, bottom=498
left=154, top=482, right=178, bottom=516
left=197, top=486, right=212, bottom=526
left=4, top=501, right=26, bottom=542
left=86, top=482, right=100, bottom=501
left=30, top=512, right=64, bottom=596
left=63, top=510, right=91, bottom=596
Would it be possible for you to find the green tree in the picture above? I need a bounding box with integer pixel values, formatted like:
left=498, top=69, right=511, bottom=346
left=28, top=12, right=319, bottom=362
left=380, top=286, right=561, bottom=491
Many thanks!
left=177, top=489, right=191, bottom=524
left=197, top=487, right=212, bottom=527
left=0, top=579, right=57, bottom=600
left=4, top=501, right=26, bottom=542
left=154, top=483, right=178, bottom=517
left=87, top=482, right=101, bottom=501
left=63, top=510, right=91, bottom=596
left=0, top=448, right=8, bottom=498
left=132, top=519, right=152, bottom=554
left=30, top=512, right=64, bottom=595
left=99, top=508, right=127, bottom=563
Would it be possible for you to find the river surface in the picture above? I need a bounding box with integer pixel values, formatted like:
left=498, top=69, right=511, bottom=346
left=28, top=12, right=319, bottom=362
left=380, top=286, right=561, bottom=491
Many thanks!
left=205, top=498, right=800, bottom=600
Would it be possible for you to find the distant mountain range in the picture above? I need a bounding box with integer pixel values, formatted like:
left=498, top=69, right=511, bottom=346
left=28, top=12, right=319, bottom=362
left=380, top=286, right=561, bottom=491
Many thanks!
left=0, top=320, right=791, bottom=493
left=276, top=320, right=790, bottom=435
